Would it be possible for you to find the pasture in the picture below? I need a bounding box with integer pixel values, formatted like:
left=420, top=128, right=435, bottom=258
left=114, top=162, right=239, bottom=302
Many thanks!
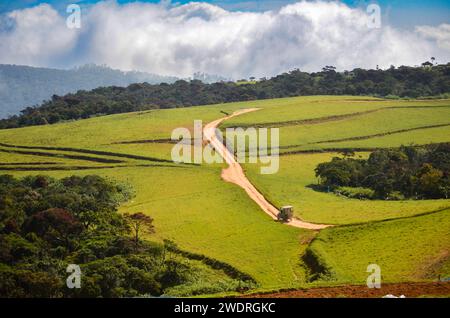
left=244, top=153, right=449, bottom=225
left=309, top=208, right=450, bottom=285
left=1, top=95, right=449, bottom=294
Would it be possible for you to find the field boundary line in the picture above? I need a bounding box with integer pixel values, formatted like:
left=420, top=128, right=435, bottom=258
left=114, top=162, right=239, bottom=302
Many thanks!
left=0, top=142, right=203, bottom=167
left=0, top=148, right=124, bottom=164
left=278, top=142, right=450, bottom=156
left=0, top=163, right=188, bottom=171
left=330, top=206, right=450, bottom=228
left=223, top=105, right=450, bottom=129
left=0, top=142, right=178, bottom=164
left=311, top=123, right=450, bottom=145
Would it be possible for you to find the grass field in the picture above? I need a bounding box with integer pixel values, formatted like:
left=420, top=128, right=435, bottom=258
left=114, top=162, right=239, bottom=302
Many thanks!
left=221, top=97, right=450, bottom=155
left=0, top=103, right=248, bottom=148
left=244, top=153, right=449, bottom=225
left=275, top=107, right=450, bottom=149
left=222, top=96, right=450, bottom=128
left=309, top=209, right=450, bottom=285
left=314, top=125, right=450, bottom=151
left=9, top=165, right=314, bottom=290
left=1, top=95, right=449, bottom=294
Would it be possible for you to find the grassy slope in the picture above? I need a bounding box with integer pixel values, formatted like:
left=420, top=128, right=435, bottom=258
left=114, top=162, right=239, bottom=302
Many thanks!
left=0, top=152, right=71, bottom=164
left=223, top=96, right=450, bottom=127
left=276, top=107, right=450, bottom=149
left=244, top=153, right=449, bottom=225
left=315, top=125, right=450, bottom=150
left=2, top=97, right=449, bottom=157
left=9, top=166, right=314, bottom=289
left=231, top=96, right=450, bottom=288
left=1, top=95, right=449, bottom=292
left=223, top=97, right=450, bottom=224
left=0, top=99, right=323, bottom=290
left=222, top=97, right=450, bottom=153
left=0, top=103, right=246, bottom=161
left=309, top=209, right=450, bottom=285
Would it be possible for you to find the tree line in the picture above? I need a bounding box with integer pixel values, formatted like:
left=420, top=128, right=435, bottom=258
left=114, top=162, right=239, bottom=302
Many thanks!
left=315, top=143, right=450, bottom=200
left=1, top=62, right=449, bottom=129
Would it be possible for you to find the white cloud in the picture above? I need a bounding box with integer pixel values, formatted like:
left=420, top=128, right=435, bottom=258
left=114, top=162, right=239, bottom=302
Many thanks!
left=0, top=4, right=79, bottom=66
left=0, top=1, right=449, bottom=78
left=416, top=24, right=450, bottom=51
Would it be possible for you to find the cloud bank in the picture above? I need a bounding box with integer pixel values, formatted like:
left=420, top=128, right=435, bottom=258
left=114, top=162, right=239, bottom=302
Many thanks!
left=0, top=1, right=449, bottom=78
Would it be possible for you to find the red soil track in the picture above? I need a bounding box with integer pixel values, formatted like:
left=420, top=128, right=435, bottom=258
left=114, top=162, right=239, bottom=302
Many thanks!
left=203, top=109, right=330, bottom=230
left=243, top=282, right=450, bottom=298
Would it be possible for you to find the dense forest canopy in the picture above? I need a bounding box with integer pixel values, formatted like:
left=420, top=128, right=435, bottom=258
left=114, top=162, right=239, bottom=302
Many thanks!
left=1, top=63, right=449, bottom=129
left=0, top=175, right=254, bottom=297
left=315, top=143, right=450, bottom=200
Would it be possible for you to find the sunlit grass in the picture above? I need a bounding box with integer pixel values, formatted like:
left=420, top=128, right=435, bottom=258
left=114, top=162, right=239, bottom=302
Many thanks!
left=244, top=153, right=449, bottom=225
left=311, top=209, right=450, bottom=284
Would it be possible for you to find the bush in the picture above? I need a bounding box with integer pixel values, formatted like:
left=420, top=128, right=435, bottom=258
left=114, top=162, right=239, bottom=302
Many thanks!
left=334, top=187, right=375, bottom=200
left=0, top=174, right=257, bottom=298
left=385, top=94, right=400, bottom=100
left=386, top=191, right=406, bottom=201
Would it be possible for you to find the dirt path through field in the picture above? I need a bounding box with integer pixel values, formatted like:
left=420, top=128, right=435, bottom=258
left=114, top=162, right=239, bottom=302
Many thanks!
left=203, top=109, right=330, bottom=230
left=242, top=281, right=450, bottom=298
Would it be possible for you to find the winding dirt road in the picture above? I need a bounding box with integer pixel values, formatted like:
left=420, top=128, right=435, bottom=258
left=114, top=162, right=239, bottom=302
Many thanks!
left=203, top=109, right=331, bottom=230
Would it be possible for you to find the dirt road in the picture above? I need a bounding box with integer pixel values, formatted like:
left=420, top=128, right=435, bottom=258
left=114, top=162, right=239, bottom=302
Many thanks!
left=203, top=109, right=330, bottom=230
left=242, top=281, right=450, bottom=298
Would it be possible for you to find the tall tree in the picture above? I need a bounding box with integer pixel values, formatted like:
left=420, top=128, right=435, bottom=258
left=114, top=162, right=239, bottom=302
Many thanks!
left=124, top=212, right=155, bottom=250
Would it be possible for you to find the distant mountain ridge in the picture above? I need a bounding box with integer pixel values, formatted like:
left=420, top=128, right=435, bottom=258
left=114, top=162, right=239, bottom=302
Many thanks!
left=0, top=64, right=179, bottom=119
left=1, top=63, right=449, bottom=130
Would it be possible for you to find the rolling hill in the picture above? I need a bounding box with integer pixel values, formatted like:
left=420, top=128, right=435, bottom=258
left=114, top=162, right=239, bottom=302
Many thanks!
left=0, top=95, right=448, bottom=296
left=1, top=64, right=449, bottom=129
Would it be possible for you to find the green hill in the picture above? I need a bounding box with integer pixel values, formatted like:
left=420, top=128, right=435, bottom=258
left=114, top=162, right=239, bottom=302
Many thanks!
left=0, top=95, right=449, bottom=295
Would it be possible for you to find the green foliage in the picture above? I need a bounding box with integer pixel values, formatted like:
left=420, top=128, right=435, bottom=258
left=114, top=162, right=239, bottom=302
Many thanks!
left=316, top=158, right=364, bottom=187
left=72, top=255, right=162, bottom=298
left=0, top=174, right=248, bottom=298
left=315, top=144, right=450, bottom=200
left=0, top=264, right=64, bottom=298
left=123, top=212, right=155, bottom=250
left=334, top=187, right=375, bottom=200
left=0, top=94, right=448, bottom=295
left=244, top=152, right=448, bottom=225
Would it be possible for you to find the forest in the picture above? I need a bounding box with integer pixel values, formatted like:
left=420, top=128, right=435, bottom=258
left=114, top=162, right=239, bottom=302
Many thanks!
left=0, top=175, right=253, bottom=297
left=315, top=143, right=450, bottom=200
left=1, top=62, right=449, bottom=129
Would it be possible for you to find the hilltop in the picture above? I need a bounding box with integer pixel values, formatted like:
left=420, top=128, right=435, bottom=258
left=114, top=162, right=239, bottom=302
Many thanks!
left=1, top=63, right=449, bottom=129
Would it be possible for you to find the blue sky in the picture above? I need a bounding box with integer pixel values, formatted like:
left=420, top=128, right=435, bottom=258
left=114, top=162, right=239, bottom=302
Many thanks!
left=0, top=0, right=449, bottom=28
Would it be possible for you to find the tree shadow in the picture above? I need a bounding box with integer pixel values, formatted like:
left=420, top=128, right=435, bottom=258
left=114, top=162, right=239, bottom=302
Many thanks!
left=306, top=184, right=333, bottom=193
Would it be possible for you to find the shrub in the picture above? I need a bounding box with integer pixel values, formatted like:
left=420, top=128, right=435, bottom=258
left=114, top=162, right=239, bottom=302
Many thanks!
left=334, top=187, right=375, bottom=200
left=386, top=191, right=406, bottom=201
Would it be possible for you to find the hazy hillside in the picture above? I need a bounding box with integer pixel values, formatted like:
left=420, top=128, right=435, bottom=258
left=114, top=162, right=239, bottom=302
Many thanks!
left=0, top=64, right=179, bottom=119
